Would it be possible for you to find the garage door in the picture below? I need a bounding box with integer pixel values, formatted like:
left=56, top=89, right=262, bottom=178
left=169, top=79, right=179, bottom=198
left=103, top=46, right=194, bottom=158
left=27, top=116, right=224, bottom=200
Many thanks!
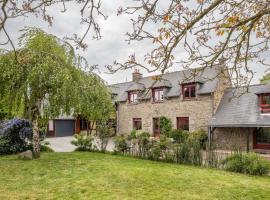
left=54, top=120, right=75, bottom=137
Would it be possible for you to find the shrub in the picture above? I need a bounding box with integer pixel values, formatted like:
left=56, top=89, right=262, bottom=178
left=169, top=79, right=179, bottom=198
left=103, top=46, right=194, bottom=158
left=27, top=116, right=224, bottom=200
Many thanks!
left=188, top=129, right=208, bottom=149
left=148, top=135, right=174, bottom=161
left=170, top=129, right=189, bottom=143
left=137, top=132, right=151, bottom=157
left=0, top=118, right=33, bottom=155
left=175, top=139, right=202, bottom=165
left=71, top=134, right=94, bottom=151
left=130, top=129, right=137, bottom=140
left=40, top=145, right=54, bottom=152
left=149, top=141, right=161, bottom=161
left=114, top=134, right=128, bottom=153
left=96, top=120, right=115, bottom=152
left=223, top=152, right=270, bottom=176
left=160, top=116, right=172, bottom=137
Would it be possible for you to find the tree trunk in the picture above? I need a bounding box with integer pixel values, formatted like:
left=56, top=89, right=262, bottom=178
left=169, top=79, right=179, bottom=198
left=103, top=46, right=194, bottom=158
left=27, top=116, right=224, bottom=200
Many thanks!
left=87, top=121, right=89, bottom=136
left=89, top=120, right=95, bottom=136
left=32, top=117, right=40, bottom=158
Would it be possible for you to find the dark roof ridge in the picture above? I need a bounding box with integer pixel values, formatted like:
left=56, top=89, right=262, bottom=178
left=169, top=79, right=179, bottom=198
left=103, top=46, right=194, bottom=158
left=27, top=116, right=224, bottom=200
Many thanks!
left=224, top=83, right=268, bottom=92
left=109, top=65, right=220, bottom=86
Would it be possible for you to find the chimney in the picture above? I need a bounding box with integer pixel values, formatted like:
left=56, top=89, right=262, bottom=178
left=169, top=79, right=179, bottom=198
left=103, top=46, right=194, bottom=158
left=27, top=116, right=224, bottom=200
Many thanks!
left=132, top=69, right=142, bottom=82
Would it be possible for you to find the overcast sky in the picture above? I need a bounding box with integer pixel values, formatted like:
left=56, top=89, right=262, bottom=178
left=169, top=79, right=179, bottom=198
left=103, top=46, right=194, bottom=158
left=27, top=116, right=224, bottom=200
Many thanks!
left=2, top=0, right=269, bottom=85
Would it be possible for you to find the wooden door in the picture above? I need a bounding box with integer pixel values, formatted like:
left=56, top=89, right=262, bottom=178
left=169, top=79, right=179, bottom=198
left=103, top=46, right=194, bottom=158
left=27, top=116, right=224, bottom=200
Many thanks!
left=153, top=118, right=160, bottom=137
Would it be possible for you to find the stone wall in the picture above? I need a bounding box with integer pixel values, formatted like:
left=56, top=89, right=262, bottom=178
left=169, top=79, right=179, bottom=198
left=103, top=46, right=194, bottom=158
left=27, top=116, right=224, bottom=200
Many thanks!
left=213, top=127, right=254, bottom=151
left=117, top=95, right=213, bottom=135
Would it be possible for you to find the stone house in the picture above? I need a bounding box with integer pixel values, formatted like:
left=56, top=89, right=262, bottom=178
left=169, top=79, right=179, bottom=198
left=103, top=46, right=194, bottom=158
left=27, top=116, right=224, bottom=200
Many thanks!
left=110, top=65, right=270, bottom=151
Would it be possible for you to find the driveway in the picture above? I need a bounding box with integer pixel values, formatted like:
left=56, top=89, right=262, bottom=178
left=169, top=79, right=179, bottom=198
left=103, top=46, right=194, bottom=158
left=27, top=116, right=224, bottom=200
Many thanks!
left=46, top=136, right=115, bottom=152
left=46, top=136, right=76, bottom=152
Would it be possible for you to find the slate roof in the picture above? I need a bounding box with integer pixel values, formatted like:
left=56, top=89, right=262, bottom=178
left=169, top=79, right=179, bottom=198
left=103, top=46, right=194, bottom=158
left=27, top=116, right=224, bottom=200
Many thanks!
left=109, top=66, right=223, bottom=102
left=210, top=84, right=270, bottom=127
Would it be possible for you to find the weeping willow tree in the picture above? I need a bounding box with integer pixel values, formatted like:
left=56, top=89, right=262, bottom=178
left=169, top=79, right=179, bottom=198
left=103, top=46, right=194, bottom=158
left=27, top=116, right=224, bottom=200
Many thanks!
left=72, top=70, right=114, bottom=135
left=0, top=28, right=113, bottom=158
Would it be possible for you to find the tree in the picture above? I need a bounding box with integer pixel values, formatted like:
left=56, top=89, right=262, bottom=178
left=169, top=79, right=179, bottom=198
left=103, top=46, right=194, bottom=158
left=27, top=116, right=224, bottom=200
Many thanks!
left=109, top=0, right=270, bottom=88
left=0, top=28, right=111, bottom=158
left=73, top=70, right=115, bottom=135
left=261, top=73, right=270, bottom=84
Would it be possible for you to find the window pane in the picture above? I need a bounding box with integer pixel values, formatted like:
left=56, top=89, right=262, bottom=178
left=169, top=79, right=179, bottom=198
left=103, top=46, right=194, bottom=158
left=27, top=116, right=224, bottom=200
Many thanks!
left=80, top=119, right=88, bottom=130
left=184, top=87, right=189, bottom=98
left=133, top=118, right=142, bottom=130
left=257, top=128, right=270, bottom=143
left=262, top=94, right=270, bottom=104
left=129, top=92, right=138, bottom=103
left=133, top=93, right=138, bottom=102
left=177, top=117, right=189, bottom=131
left=153, top=89, right=164, bottom=101
left=191, top=86, right=196, bottom=97
left=155, top=90, right=159, bottom=101
left=160, top=90, right=164, bottom=100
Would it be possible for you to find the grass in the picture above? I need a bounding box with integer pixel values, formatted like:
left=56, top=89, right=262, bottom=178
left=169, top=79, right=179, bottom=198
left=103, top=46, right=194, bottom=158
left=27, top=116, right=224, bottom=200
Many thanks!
left=0, top=152, right=270, bottom=200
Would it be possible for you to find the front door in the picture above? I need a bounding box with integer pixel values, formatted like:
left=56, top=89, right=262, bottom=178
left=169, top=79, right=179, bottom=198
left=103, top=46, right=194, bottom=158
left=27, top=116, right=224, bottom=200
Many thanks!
left=254, top=128, right=270, bottom=150
left=153, top=118, right=160, bottom=137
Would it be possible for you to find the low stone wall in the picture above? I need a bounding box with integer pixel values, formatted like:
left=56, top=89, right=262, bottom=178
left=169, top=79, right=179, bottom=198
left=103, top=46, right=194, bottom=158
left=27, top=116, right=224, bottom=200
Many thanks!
left=213, top=127, right=254, bottom=151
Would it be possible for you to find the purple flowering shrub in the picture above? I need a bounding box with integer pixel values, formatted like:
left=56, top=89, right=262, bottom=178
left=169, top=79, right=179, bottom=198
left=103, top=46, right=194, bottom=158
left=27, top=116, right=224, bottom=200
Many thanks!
left=0, top=118, right=33, bottom=154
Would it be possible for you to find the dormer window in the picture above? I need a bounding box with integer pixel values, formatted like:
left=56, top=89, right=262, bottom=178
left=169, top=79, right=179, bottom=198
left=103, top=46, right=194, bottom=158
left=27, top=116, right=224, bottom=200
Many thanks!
left=182, top=83, right=196, bottom=99
left=153, top=88, right=164, bottom=102
left=128, top=91, right=138, bottom=103
left=259, top=93, right=270, bottom=113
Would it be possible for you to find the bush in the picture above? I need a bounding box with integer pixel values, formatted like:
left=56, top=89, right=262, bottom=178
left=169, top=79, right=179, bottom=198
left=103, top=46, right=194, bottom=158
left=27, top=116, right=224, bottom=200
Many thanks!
left=0, top=118, right=33, bottom=155
left=114, top=134, right=128, bottom=153
left=170, top=129, right=189, bottom=143
left=175, top=139, right=202, bottom=165
left=71, top=134, right=94, bottom=151
left=148, top=135, right=174, bottom=161
left=130, top=129, right=137, bottom=140
left=137, top=132, right=151, bottom=157
left=223, top=152, right=270, bottom=176
left=40, top=145, right=54, bottom=152
left=160, top=116, right=172, bottom=137
left=96, top=120, right=115, bottom=152
left=188, top=129, right=208, bottom=149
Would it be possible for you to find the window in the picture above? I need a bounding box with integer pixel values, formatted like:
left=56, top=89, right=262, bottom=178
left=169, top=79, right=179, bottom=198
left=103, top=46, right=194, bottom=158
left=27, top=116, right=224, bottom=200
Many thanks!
left=256, top=128, right=270, bottom=144
left=177, top=117, right=189, bottom=131
left=80, top=118, right=89, bottom=130
left=182, top=84, right=196, bottom=99
left=153, top=88, right=164, bottom=102
left=259, top=93, right=270, bottom=113
left=128, top=91, right=138, bottom=103
left=133, top=118, right=142, bottom=130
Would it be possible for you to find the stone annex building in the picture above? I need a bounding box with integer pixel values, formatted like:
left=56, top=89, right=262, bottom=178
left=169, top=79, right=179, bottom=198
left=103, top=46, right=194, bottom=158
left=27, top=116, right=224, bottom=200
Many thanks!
left=109, top=63, right=270, bottom=151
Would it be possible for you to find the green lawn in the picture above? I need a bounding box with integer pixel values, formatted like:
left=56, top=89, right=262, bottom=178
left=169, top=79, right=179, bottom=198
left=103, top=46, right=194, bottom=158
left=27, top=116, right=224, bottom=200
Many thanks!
left=0, top=152, right=270, bottom=200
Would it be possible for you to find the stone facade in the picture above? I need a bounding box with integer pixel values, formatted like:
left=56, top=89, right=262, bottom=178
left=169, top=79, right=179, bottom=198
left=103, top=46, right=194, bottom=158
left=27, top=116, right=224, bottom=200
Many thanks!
left=213, top=128, right=254, bottom=151
left=117, top=95, right=213, bottom=135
